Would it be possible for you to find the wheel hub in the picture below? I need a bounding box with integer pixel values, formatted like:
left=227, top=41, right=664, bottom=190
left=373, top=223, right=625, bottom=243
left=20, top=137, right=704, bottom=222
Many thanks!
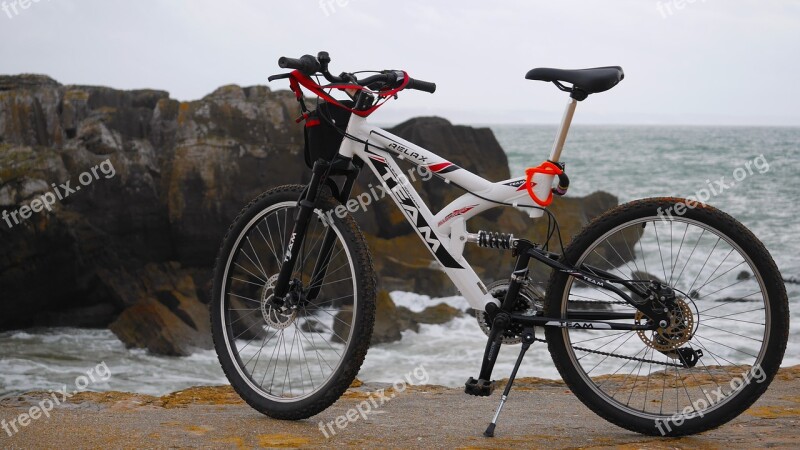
left=261, top=274, right=297, bottom=329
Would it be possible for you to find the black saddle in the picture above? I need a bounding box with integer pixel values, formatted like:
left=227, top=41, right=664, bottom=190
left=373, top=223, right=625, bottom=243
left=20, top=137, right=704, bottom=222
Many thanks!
left=525, top=66, right=624, bottom=100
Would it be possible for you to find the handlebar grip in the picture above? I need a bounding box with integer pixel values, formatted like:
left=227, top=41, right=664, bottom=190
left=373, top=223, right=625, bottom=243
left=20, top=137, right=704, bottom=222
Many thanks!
left=406, top=78, right=436, bottom=93
left=277, top=55, right=321, bottom=75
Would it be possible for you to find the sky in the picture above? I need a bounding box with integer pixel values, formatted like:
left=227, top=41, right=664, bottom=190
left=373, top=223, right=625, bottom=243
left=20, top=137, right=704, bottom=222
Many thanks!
left=1, top=0, right=799, bottom=126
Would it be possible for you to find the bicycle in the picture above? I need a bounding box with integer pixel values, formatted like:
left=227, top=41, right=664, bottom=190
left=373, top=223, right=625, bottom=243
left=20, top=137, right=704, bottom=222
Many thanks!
left=210, top=51, right=789, bottom=437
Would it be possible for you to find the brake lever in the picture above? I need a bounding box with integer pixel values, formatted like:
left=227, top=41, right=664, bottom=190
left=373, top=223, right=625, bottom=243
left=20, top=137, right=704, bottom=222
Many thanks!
left=268, top=73, right=291, bottom=82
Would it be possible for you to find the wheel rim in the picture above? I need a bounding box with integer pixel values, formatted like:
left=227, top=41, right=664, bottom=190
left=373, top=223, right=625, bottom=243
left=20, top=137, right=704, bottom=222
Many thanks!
left=559, top=215, right=771, bottom=421
left=220, top=201, right=358, bottom=402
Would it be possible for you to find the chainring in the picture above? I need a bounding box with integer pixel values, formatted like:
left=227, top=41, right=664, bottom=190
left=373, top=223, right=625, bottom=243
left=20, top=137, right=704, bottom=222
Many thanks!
left=476, top=279, right=544, bottom=344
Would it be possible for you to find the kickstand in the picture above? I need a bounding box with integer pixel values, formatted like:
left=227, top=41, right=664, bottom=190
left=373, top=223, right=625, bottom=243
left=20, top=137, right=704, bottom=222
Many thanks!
left=484, top=328, right=535, bottom=438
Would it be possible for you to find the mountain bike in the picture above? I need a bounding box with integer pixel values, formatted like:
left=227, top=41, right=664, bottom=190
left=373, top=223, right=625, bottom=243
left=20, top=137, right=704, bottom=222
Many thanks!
left=210, top=52, right=789, bottom=437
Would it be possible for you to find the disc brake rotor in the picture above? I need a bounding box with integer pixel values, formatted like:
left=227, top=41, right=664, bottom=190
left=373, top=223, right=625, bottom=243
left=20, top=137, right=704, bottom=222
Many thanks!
left=261, top=274, right=297, bottom=329
left=635, top=297, right=695, bottom=352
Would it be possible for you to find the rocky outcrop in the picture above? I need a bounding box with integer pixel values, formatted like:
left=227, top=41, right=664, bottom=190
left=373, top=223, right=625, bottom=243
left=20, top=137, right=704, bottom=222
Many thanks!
left=0, top=75, right=303, bottom=335
left=334, top=290, right=465, bottom=344
left=0, top=74, right=620, bottom=352
left=107, top=262, right=212, bottom=356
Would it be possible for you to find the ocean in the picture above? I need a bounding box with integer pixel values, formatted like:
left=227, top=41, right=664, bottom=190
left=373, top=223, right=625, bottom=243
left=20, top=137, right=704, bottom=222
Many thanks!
left=1, top=125, right=798, bottom=395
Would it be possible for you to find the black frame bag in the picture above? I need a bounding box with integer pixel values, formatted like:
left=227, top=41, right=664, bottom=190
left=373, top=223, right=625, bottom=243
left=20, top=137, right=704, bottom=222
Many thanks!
left=303, top=101, right=353, bottom=168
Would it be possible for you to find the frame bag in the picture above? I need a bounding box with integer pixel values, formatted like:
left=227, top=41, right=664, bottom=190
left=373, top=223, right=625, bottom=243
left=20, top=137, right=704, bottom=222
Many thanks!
left=304, top=101, right=353, bottom=168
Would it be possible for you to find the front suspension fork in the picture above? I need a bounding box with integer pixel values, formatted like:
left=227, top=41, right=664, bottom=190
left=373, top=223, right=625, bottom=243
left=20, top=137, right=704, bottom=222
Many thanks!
left=274, top=157, right=361, bottom=302
left=272, top=160, right=331, bottom=300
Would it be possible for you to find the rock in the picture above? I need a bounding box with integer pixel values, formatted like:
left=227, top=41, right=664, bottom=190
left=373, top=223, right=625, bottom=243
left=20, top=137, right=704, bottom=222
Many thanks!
left=370, top=290, right=405, bottom=344
left=408, top=303, right=463, bottom=325
left=333, top=291, right=464, bottom=345
left=300, top=318, right=324, bottom=333
left=365, top=233, right=454, bottom=295
left=395, top=306, right=421, bottom=335
left=375, top=295, right=464, bottom=343
left=396, top=302, right=463, bottom=332
left=0, top=74, right=303, bottom=334
left=331, top=307, right=353, bottom=345
left=737, top=270, right=751, bottom=280
left=333, top=290, right=464, bottom=345
left=108, top=263, right=212, bottom=356
left=227, top=297, right=268, bottom=341
left=37, top=303, right=118, bottom=328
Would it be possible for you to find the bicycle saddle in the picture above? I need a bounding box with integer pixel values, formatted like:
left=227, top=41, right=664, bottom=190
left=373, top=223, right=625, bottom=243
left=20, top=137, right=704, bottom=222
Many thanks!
left=526, top=66, right=624, bottom=96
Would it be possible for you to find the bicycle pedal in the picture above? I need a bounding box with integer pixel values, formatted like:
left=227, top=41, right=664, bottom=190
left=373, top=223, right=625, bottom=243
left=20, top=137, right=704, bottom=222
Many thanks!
left=465, top=377, right=495, bottom=397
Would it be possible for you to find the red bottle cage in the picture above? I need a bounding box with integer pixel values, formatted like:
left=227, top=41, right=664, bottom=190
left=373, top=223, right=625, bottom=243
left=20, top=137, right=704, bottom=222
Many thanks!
left=288, top=70, right=409, bottom=117
left=524, top=161, right=563, bottom=207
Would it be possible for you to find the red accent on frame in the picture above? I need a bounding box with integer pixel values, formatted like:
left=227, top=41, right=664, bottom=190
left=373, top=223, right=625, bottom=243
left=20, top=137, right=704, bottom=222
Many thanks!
left=524, top=161, right=563, bottom=207
left=428, top=162, right=453, bottom=173
left=305, top=118, right=320, bottom=127
left=437, top=204, right=478, bottom=227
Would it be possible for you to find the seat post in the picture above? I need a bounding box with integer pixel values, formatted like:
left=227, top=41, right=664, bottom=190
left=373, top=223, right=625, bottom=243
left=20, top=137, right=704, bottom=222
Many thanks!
left=548, top=97, right=577, bottom=163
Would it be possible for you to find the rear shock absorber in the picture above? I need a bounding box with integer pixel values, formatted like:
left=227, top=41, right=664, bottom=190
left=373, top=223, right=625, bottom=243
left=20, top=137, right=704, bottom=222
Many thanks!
left=468, top=230, right=517, bottom=249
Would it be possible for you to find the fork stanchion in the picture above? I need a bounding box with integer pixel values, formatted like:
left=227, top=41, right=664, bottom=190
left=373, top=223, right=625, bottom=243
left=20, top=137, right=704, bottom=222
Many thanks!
left=484, top=328, right=536, bottom=438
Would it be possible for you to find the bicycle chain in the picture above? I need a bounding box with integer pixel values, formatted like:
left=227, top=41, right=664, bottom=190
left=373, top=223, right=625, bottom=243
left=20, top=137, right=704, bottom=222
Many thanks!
left=525, top=336, right=683, bottom=368
left=570, top=344, right=685, bottom=368
left=569, top=299, right=629, bottom=305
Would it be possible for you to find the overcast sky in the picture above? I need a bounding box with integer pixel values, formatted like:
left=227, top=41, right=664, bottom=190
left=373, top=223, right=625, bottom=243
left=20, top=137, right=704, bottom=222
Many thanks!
left=2, top=0, right=799, bottom=125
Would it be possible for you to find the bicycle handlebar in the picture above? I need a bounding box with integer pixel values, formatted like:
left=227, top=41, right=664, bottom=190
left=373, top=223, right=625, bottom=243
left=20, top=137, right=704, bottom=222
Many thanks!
left=275, top=53, right=436, bottom=94
left=405, top=78, right=436, bottom=94
left=278, top=55, right=321, bottom=75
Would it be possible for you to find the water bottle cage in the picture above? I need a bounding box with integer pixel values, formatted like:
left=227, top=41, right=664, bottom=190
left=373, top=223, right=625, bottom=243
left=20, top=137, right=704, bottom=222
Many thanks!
left=524, top=161, right=568, bottom=207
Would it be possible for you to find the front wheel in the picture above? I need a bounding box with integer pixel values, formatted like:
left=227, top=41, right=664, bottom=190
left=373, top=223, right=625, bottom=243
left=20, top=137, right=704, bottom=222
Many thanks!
left=544, top=198, right=788, bottom=436
left=211, top=184, right=376, bottom=419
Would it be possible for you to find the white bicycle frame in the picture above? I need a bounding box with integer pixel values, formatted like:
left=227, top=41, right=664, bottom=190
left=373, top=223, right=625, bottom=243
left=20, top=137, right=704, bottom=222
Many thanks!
left=335, top=97, right=579, bottom=311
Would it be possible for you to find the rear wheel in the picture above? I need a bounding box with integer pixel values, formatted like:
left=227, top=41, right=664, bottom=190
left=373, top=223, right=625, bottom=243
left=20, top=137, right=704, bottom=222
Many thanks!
left=544, top=198, right=788, bottom=436
left=211, top=184, right=376, bottom=419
